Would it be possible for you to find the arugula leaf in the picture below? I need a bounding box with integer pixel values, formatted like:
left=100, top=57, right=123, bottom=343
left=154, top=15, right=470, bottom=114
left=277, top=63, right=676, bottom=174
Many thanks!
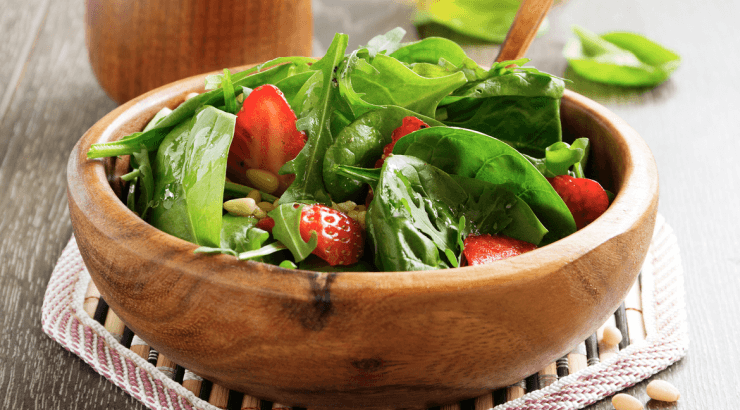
left=392, top=126, right=576, bottom=243
left=564, top=25, right=681, bottom=86
left=238, top=243, right=288, bottom=261
left=279, top=33, right=349, bottom=205
left=414, top=0, right=548, bottom=43
left=148, top=106, right=236, bottom=247
left=267, top=203, right=317, bottom=262
left=322, top=106, right=442, bottom=202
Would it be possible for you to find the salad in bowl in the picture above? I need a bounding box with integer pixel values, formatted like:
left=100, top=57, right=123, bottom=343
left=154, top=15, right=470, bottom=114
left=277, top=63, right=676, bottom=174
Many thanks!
left=86, top=28, right=609, bottom=272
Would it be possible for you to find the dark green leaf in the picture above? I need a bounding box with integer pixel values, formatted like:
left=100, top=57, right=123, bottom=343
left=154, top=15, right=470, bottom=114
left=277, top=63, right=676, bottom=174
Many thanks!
left=392, top=127, right=576, bottom=243
left=279, top=33, right=349, bottom=205
left=323, top=106, right=442, bottom=201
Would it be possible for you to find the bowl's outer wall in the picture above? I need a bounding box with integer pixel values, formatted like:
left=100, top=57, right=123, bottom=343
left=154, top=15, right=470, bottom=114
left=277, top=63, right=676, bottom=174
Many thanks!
left=67, top=70, right=658, bottom=409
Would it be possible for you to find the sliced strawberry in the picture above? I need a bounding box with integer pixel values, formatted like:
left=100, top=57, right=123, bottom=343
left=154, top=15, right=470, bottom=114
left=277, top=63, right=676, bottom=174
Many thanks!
left=256, top=217, right=275, bottom=233
left=547, top=175, right=609, bottom=230
left=463, top=234, right=537, bottom=265
left=299, top=204, right=364, bottom=266
left=374, top=116, right=429, bottom=168
left=227, top=84, right=307, bottom=195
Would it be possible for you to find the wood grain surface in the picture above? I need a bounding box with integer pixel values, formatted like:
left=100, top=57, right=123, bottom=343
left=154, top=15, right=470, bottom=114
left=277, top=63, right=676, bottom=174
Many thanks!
left=1, top=0, right=739, bottom=409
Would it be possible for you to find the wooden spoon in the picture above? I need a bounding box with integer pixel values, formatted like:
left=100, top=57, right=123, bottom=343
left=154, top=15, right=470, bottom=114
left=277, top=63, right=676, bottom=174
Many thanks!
left=495, top=0, right=554, bottom=63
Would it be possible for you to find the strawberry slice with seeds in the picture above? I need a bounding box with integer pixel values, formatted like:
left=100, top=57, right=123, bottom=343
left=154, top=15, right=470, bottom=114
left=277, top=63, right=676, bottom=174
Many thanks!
left=547, top=175, right=609, bottom=230
left=374, top=116, right=429, bottom=168
left=299, top=204, right=364, bottom=266
left=463, top=234, right=537, bottom=265
left=227, top=84, right=306, bottom=195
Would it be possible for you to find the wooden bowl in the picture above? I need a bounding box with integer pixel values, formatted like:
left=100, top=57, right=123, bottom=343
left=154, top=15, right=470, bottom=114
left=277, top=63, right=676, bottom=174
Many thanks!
left=67, top=68, right=658, bottom=409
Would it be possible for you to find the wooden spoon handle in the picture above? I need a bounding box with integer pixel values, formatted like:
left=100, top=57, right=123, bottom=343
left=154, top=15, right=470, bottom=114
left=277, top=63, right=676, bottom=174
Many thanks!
left=495, top=0, right=554, bottom=63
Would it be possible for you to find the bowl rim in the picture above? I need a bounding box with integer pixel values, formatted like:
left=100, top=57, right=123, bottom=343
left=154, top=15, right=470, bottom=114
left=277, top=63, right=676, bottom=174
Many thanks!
left=68, top=65, right=659, bottom=298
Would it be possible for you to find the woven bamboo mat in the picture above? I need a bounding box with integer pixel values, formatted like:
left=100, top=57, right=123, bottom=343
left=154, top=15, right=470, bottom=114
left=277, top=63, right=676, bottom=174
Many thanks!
left=41, top=214, right=687, bottom=410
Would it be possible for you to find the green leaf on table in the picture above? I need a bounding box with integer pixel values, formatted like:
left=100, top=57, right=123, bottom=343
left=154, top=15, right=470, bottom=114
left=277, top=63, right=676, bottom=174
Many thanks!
left=414, top=0, right=548, bottom=43
left=147, top=106, right=236, bottom=247
left=564, top=25, right=681, bottom=87
left=268, top=203, right=317, bottom=262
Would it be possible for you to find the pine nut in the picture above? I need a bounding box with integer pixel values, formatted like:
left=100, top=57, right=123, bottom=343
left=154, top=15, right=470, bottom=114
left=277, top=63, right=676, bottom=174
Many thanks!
left=611, top=393, right=643, bottom=410
left=185, top=92, right=200, bottom=100
left=356, top=205, right=367, bottom=212
left=246, top=169, right=279, bottom=194
left=273, top=198, right=280, bottom=207
left=257, top=201, right=275, bottom=213
left=224, top=198, right=259, bottom=217
left=646, top=380, right=680, bottom=402
left=601, top=324, right=623, bottom=346
left=336, top=200, right=357, bottom=214
left=347, top=210, right=359, bottom=221
left=247, top=189, right=262, bottom=202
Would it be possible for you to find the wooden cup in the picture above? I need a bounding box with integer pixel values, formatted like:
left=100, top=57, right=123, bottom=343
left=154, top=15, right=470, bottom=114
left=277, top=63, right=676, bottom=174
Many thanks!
left=85, top=0, right=313, bottom=103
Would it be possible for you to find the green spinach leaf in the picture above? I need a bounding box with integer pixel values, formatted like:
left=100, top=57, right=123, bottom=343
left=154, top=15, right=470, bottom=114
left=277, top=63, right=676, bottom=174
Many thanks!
left=344, top=53, right=467, bottom=119
left=322, top=106, right=442, bottom=202
left=564, top=25, right=680, bottom=87
left=439, top=64, right=565, bottom=156
left=148, top=106, right=236, bottom=247
left=392, top=127, right=576, bottom=243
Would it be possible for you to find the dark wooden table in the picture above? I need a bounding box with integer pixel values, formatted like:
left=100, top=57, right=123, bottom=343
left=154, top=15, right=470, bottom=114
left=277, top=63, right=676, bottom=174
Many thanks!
left=1, top=0, right=738, bottom=409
